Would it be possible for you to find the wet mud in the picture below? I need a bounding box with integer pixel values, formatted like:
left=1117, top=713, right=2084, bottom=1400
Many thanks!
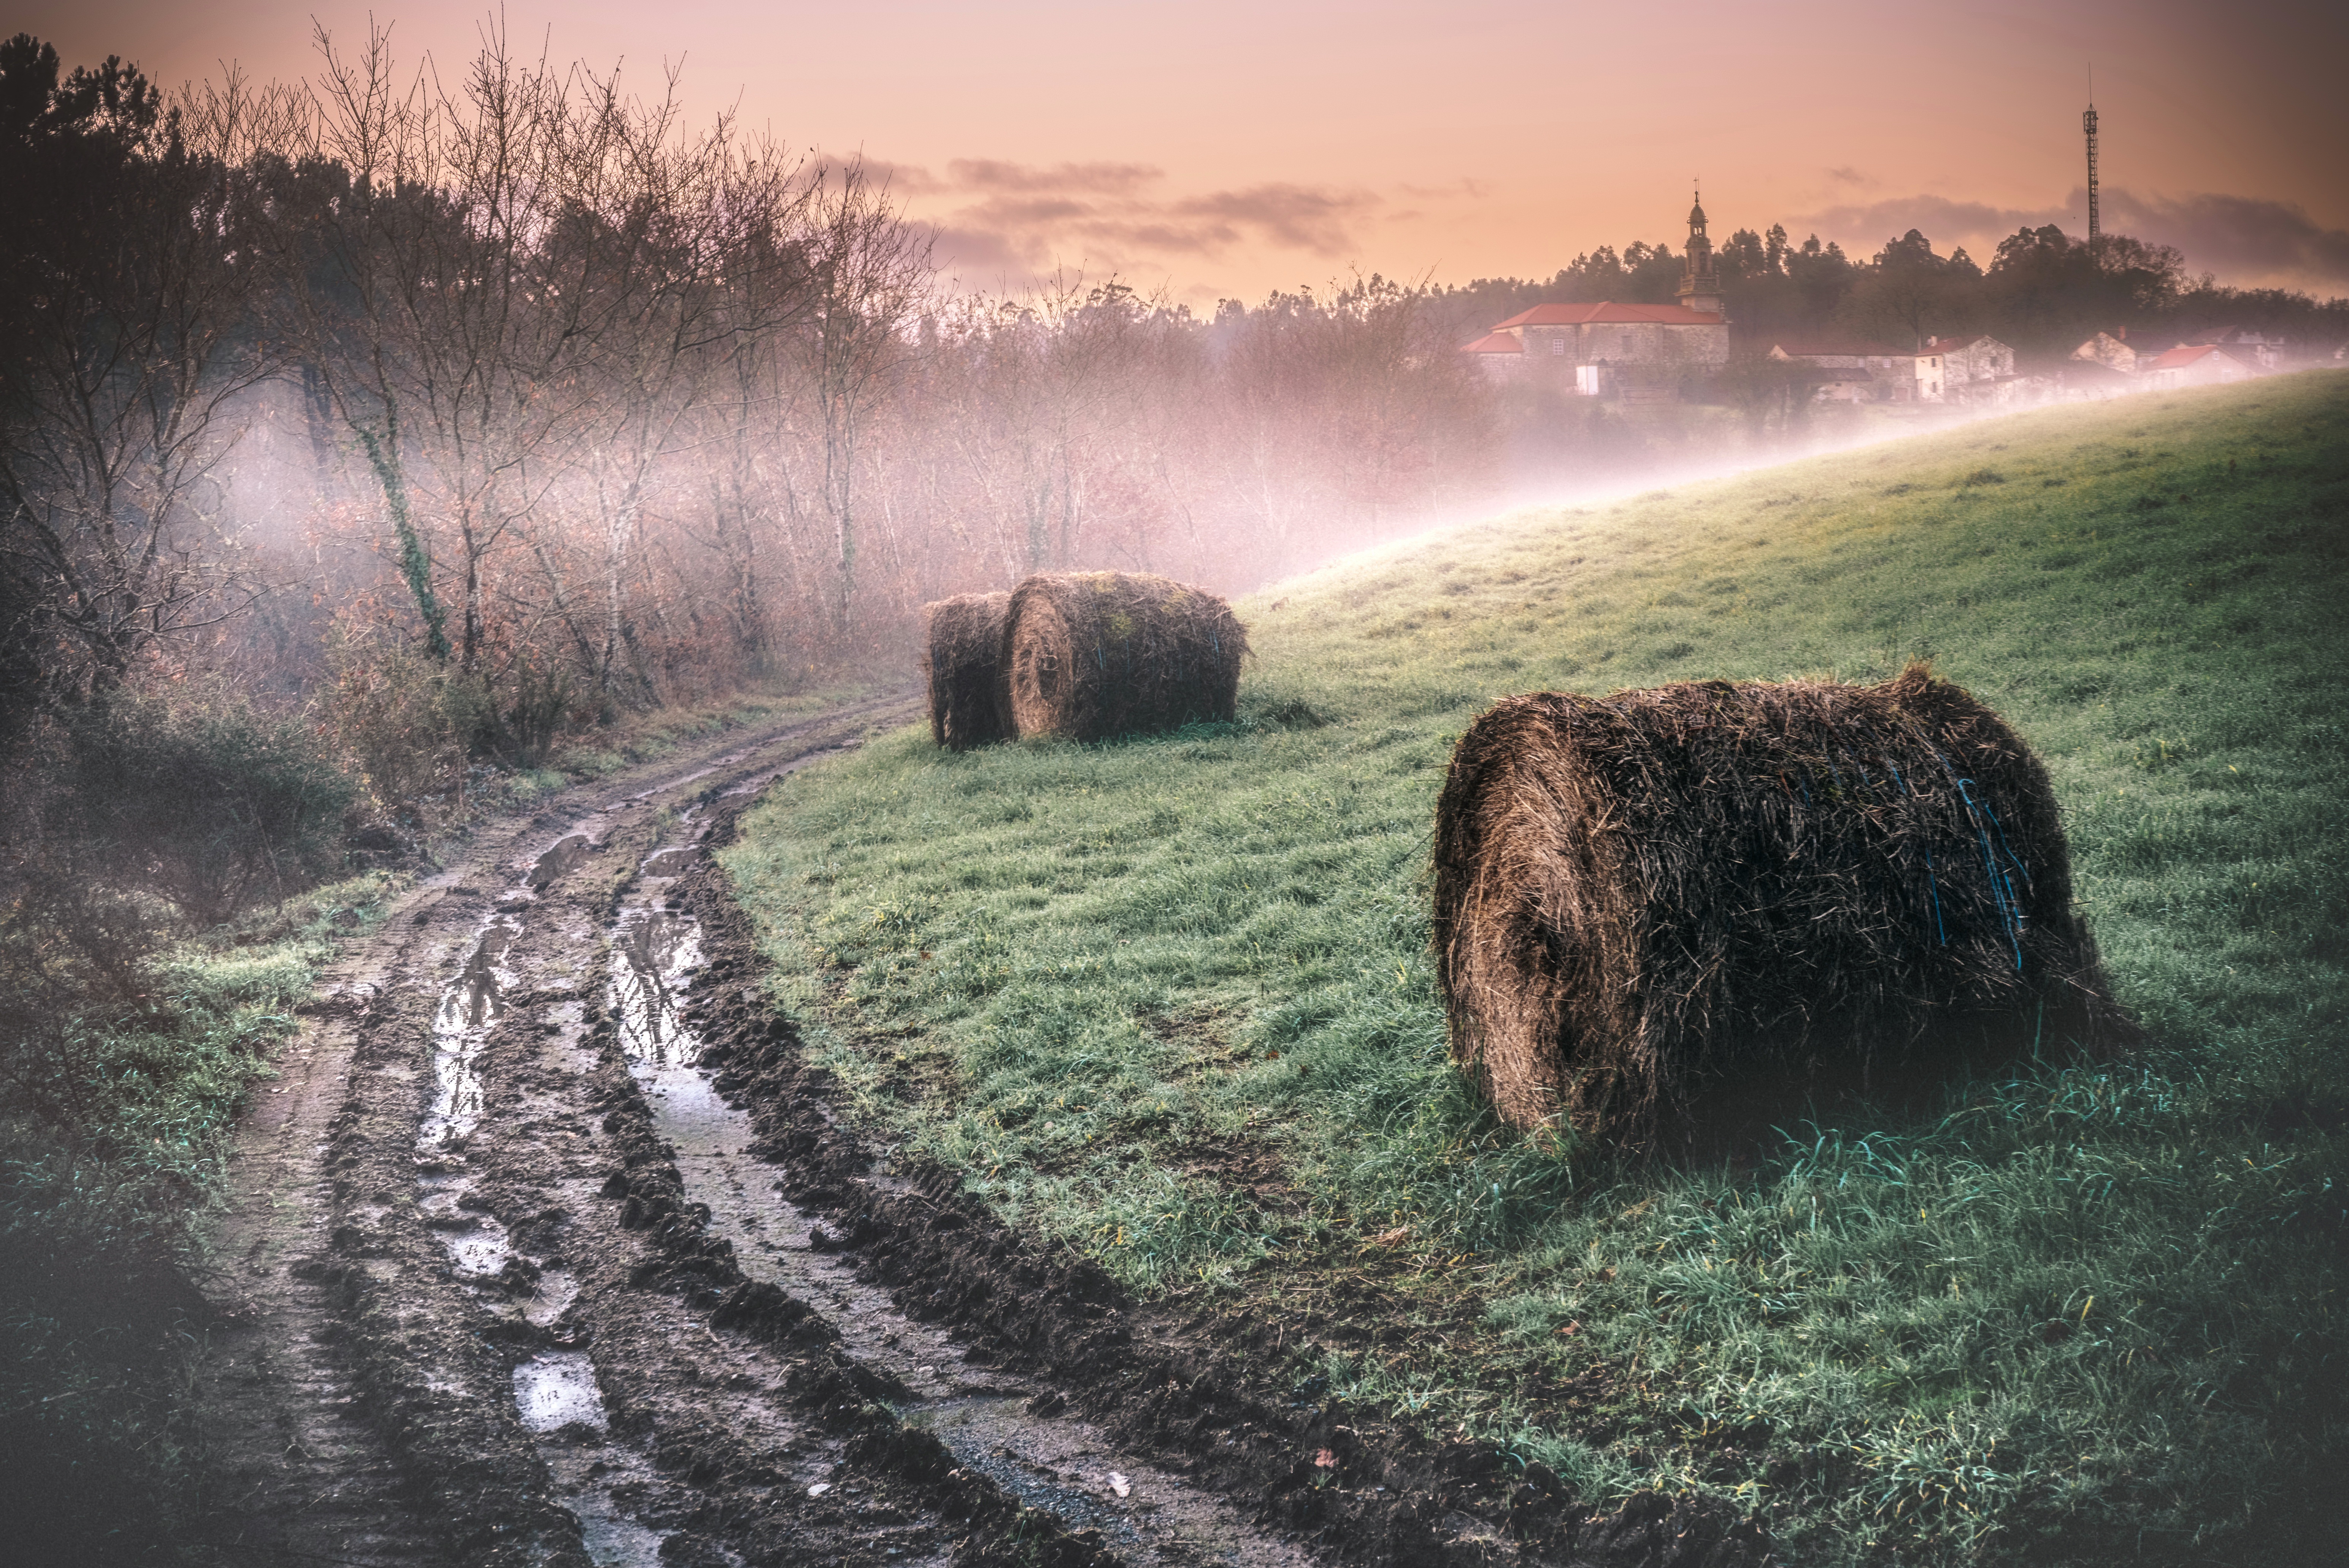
left=190, top=694, right=1774, bottom=1568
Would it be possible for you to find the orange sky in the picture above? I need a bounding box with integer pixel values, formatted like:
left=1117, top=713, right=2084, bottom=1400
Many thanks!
left=19, top=0, right=2347, bottom=306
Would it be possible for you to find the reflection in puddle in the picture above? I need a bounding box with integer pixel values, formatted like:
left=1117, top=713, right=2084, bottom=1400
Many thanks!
left=611, top=906, right=703, bottom=1068
left=422, top=916, right=519, bottom=1147
left=548, top=1448, right=670, bottom=1568
left=419, top=831, right=673, bottom=1565
left=516, top=1355, right=672, bottom=1567
left=435, top=1216, right=511, bottom=1277
left=530, top=833, right=598, bottom=889
left=524, top=1267, right=579, bottom=1327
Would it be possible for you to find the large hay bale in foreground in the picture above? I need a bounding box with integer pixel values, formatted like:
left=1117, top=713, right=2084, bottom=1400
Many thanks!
left=1004, top=572, right=1247, bottom=741
left=1433, top=666, right=2132, bottom=1142
left=922, top=592, right=1013, bottom=750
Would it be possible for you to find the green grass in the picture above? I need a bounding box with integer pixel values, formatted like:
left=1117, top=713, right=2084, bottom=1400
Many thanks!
left=0, top=871, right=407, bottom=1559
left=721, top=374, right=2349, bottom=1565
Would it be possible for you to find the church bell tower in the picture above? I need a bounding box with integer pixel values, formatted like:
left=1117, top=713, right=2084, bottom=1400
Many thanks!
left=1678, top=185, right=1725, bottom=317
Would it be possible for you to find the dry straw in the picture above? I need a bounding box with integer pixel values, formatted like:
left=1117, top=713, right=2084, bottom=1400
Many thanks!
left=1432, top=665, right=2133, bottom=1144
left=922, top=592, right=1013, bottom=750
left=1004, top=572, right=1247, bottom=741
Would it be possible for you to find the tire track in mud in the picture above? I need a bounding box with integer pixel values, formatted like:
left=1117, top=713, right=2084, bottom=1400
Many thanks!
left=190, top=699, right=909, bottom=1566
left=195, top=697, right=1329, bottom=1568
left=593, top=793, right=1315, bottom=1568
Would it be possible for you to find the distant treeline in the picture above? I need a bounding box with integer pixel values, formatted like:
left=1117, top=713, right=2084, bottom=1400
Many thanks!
left=1430, top=223, right=2349, bottom=358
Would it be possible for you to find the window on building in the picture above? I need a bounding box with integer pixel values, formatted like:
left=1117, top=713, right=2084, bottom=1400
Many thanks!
left=1550, top=337, right=1565, bottom=355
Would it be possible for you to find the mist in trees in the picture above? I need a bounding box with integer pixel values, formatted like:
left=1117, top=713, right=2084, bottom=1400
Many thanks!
left=2, top=28, right=1512, bottom=752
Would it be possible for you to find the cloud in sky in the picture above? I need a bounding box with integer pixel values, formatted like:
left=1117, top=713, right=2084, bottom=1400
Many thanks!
left=1796, top=189, right=2349, bottom=291
left=2106, top=190, right=2349, bottom=289
left=945, top=159, right=1162, bottom=197
left=884, top=157, right=1381, bottom=289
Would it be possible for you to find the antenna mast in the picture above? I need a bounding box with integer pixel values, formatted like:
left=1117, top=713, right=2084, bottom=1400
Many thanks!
left=2084, top=67, right=2100, bottom=252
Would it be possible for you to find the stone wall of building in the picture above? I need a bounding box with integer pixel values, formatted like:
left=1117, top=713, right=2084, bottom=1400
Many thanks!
left=1514, top=321, right=1730, bottom=376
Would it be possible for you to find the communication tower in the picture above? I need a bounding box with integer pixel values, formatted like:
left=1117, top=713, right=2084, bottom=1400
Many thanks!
left=2084, top=74, right=2100, bottom=250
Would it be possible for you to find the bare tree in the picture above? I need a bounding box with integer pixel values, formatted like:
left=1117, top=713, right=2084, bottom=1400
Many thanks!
left=300, top=21, right=614, bottom=680
left=0, top=44, right=297, bottom=700
left=786, top=162, right=932, bottom=639
left=554, top=71, right=807, bottom=702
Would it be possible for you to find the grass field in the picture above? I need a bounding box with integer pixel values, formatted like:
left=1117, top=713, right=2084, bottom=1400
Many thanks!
left=721, top=373, right=2349, bottom=1564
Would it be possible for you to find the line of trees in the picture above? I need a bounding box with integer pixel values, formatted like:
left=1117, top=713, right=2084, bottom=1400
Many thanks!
left=1433, top=220, right=2349, bottom=358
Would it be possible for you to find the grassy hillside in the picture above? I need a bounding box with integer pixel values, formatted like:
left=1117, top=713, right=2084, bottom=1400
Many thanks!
left=721, top=374, right=2349, bottom=1565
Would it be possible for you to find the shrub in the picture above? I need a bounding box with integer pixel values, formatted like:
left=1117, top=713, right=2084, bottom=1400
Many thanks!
left=325, top=626, right=468, bottom=810
left=327, top=626, right=581, bottom=793
left=61, top=693, right=355, bottom=927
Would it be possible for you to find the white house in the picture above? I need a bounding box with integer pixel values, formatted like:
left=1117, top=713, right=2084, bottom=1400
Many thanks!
left=2143, top=343, right=2259, bottom=389
left=1915, top=335, right=2016, bottom=401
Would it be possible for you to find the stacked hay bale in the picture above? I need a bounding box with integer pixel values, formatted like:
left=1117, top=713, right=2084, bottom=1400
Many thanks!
left=1432, top=665, right=2132, bottom=1142
left=921, top=592, right=1014, bottom=750
left=1003, top=572, right=1247, bottom=741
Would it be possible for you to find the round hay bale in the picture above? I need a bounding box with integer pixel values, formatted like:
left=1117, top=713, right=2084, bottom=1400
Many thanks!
left=1004, top=572, right=1248, bottom=741
left=1432, top=665, right=2133, bottom=1142
left=922, top=592, right=1013, bottom=750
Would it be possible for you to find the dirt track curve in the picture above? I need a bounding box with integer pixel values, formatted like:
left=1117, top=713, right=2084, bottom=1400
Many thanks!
left=188, top=696, right=1773, bottom=1568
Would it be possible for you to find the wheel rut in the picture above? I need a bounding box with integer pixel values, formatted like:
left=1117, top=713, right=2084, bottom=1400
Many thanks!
left=192, top=696, right=1328, bottom=1568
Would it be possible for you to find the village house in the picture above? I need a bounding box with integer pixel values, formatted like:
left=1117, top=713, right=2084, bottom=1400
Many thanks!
left=1915, top=334, right=2016, bottom=402
left=2182, top=326, right=2284, bottom=370
left=1764, top=338, right=1918, bottom=403
left=2072, top=329, right=2138, bottom=374
left=1461, top=194, right=1731, bottom=402
left=2143, top=342, right=2259, bottom=389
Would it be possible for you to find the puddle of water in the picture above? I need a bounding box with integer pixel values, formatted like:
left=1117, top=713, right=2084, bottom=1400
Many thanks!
left=611, top=903, right=704, bottom=1069
left=513, top=1352, right=608, bottom=1433
left=529, top=834, right=599, bottom=889
left=641, top=848, right=697, bottom=877
left=516, top=1356, right=673, bottom=1568
left=524, top=1267, right=580, bottom=1327
left=549, top=1449, right=671, bottom=1568
left=425, top=1208, right=511, bottom=1277
left=421, top=915, right=520, bottom=1148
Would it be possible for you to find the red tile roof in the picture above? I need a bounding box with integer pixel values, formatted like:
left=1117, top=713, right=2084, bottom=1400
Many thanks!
left=2147, top=344, right=2222, bottom=370
left=1491, top=301, right=1727, bottom=329
left=1460, top=331, right=1524, bottom=355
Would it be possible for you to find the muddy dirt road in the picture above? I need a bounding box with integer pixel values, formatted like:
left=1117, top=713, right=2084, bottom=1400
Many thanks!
left=189, top=698, right=1768, bottom=1568
left=189, top=701, right=1314, bottom=1568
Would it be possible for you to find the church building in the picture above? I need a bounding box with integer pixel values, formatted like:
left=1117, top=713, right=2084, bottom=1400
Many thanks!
left=1462, top=194, right=1733, bottom=401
